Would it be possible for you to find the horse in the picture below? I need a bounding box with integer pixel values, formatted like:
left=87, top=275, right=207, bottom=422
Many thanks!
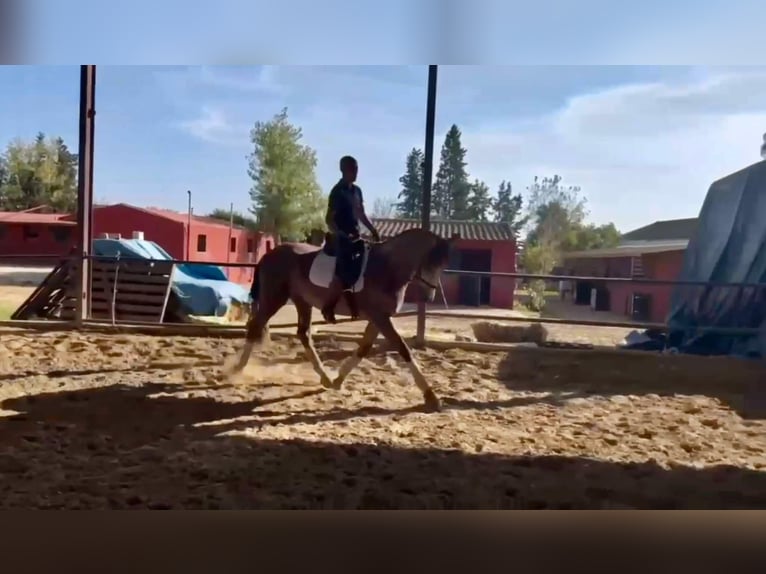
left=224, top=228, right=457, bottom=412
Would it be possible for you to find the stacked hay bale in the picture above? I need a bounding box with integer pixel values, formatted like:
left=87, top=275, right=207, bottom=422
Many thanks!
left=470, top=321, right=549, bottom=345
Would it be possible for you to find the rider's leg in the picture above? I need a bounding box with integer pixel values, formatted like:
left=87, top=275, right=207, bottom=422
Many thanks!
left=321, top=275, right=344, bottom=324
left=321, top=236, right=348, bottom=324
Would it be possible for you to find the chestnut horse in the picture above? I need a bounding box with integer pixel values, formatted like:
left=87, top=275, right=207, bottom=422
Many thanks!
left=224, top=228, right=456, bottom=411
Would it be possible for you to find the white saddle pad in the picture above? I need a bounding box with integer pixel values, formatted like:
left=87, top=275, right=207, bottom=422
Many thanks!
left=308, top=245, right=370, bottom=292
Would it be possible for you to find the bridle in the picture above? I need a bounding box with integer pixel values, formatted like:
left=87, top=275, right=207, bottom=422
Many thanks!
left=413, top=271, right=439, bottom=290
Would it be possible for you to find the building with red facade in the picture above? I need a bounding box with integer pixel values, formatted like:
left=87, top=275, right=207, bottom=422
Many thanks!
left=372, top=218, right=518, bottom=308
left=81, top=204, right=275, bottom=285
left=0, top=210, right=76, bottom=265
left=562, top=217, right=697, bottom=323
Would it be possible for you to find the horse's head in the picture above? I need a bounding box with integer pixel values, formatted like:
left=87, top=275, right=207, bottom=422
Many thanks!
left=414, top=232, right=459, bottom=302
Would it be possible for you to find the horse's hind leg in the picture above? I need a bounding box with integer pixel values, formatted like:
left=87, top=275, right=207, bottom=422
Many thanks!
left=226, top=291, right=287, bottom=376
left=294, top=299, right=334, bottom=389
left=369, top=314, right=441, bottom=412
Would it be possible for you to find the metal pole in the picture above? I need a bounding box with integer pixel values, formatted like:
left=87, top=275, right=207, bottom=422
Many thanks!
left=186, top=190, right=192, bottom=259
left=416, top=65, right=438, bottom=346
left=75, top=65, right=96, bottom=325
left=226, top=201, right=234, bottom=270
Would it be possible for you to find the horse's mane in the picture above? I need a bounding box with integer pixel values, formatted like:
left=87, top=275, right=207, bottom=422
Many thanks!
left=379, top=227, right=450, bottom=269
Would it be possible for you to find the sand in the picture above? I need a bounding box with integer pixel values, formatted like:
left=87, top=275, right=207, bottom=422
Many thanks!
left=0, top=326, right=765, bottom=509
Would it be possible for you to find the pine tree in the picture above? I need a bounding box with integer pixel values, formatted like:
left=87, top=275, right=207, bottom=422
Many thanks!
left=492, top=180, right=527, bottom=236
left=465, top=179, right=492, bottom=221
left=432, top=124, right=469, bottom=219
left=396, top=147, right=424, bottom=219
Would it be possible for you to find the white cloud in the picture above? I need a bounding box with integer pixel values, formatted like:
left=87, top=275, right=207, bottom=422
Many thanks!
left=197, top=66, right=286, bottom=94
left=462, top=70, right=766, bottom=230
left=176, top=106, right=248, bottom=146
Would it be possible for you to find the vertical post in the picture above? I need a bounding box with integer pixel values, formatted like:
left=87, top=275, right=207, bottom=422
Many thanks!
left=75, top=65, right=96, bottom=325
left=416, top=65, right=438, bottom=346
left=186, top=190, right=192, bottom=260
left=226, top=202, right=234, bottom=277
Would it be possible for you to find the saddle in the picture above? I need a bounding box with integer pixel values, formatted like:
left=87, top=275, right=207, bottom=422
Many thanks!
left=320, top=232, right=369, bottom=319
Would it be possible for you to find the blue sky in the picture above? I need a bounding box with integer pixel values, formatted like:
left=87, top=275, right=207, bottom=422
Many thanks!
left=2, top=64, right=766, bottom=232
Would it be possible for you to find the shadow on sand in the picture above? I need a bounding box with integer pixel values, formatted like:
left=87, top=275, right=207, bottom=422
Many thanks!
left=0, top=379, right=764, bottom=509
left=495, top=346, right=766, bottom=420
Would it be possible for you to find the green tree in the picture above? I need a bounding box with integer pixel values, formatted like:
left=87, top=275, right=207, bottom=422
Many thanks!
left=525, top=175, right=587, bottom=248
left=0, top=133, right=78, bottom=213
left=432, top=124, right=470, bottom=219
left=521, top=175, right=584, bottom=312
left=564, top=222, right=621, bottom=252
left=465, top=179, right=492, bottom=221
left=207, top=208, right=259, bottom=231
left=247, top=108, right=326, bottom=241
left=492, top=180, right=527, bottom=236
left=396, top=147, right=424, bottom=218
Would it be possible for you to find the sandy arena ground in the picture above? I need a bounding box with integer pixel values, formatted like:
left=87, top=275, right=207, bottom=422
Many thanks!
left=0, top=325, right=765, bottom=509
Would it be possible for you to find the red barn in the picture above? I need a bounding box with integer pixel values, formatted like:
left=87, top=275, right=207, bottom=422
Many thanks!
left=562, top=218, right=697, bottom=323
left=0, top=210, right=76, bottom=265
left=372, top=218, right=518, bottom=308
left=84, top=203, right=275, bottom=285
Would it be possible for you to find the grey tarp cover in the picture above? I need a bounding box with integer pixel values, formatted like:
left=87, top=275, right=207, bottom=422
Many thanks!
left=667, top=160, right=766, bottom=358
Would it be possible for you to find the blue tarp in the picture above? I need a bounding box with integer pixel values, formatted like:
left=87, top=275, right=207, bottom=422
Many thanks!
left=92, top=238, right=251, bottom=317
left=665, top=160, right=766, bottom=358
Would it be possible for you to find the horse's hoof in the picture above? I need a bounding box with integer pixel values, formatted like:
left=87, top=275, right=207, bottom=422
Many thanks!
left=320, top=375, right=335, bottom=389
left=330, top=376, right=344, bottom=390
left=423, top=390, right=442, bottom=412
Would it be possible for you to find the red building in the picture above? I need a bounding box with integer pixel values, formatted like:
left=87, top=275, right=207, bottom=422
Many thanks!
left=0, top=210, right=76, bottom=265
left=80, top=203, right=275, bottom=285
left=562, top=218, right=697, bottom=323
left=373, top=218, right=518, bottom=308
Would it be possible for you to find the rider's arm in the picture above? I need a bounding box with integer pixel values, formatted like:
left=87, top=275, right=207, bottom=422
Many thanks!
left=354, top=187, right=380, bottom=241
left=326, top=187, right=348, bottom=239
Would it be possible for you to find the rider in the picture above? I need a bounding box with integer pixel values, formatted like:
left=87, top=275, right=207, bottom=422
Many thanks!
left=321, top=155, right=380, bottom=324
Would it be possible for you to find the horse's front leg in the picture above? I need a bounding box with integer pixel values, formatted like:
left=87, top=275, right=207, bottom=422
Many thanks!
left=369, top=314, right=441, bottom=412
left=294, top=300, right=334, bottom=389
left=332, top=321, right=379, bottom=390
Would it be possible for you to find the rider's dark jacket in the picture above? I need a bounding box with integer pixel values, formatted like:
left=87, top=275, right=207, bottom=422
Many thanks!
left=327, top=179, right=364, bottom=288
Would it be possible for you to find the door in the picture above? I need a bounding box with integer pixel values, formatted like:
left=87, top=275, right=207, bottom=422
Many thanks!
left=456, top=248, right=492, bottom=306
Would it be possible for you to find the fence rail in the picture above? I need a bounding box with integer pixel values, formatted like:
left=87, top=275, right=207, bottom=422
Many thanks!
left=2, top=254, right=764, bottom=289
left=2, top=252, right=764, bottom=339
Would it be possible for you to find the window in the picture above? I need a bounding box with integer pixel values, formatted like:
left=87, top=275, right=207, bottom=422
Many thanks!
left=230, top=237, right=237, bottom=252
left=196, top=234, right=207, bottom=252
left=246, top=238, right=254, bottom=253
left=23, top=225, right=39, bottom=240
left=50, top=226, right=73, bottom=243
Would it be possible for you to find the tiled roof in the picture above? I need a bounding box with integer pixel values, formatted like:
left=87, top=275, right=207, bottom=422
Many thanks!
left=564, top=239, right=689, bottom=259
left=102, top=203, right=253, bottom=232
left=371, top=218, right=517, bottom=241
left=621, top=217, right=698, bottom=242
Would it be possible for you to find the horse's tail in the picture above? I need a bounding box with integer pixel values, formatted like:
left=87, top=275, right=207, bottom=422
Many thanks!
left=249, top=263, right=260, bottom=307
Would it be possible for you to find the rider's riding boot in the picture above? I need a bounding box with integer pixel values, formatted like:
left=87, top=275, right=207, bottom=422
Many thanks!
left=321, top=277, right=344, bottom=324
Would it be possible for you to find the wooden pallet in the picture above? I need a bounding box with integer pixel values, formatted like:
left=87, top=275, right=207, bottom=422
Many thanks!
left=60, top=259, right=175, bottom=323
left=11, top=260, right=75, bottom=320
left=12, top=258, right=175, bottom=323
